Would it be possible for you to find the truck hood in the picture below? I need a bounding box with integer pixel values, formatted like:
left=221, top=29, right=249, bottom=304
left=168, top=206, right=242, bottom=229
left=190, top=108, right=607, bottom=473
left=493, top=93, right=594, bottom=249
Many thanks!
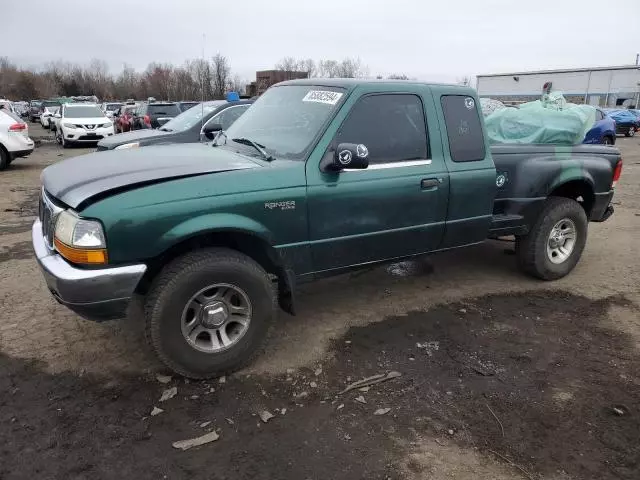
left=97, top=129, right=170, bottom=149
left=42, top=144, right=261, bottom=209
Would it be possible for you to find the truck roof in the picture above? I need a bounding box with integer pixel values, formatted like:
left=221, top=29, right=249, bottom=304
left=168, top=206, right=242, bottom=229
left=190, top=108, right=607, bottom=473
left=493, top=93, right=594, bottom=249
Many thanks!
left=277, top=78, right=474, bottom=92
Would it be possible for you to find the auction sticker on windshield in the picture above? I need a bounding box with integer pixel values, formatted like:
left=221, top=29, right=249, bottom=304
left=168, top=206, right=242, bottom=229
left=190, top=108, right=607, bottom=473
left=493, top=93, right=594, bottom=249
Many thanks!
left=302, top=90, right=343, bottom=105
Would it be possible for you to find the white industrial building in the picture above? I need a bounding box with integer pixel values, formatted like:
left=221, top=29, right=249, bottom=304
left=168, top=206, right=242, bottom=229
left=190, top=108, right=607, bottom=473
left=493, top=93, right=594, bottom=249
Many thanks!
left=476, top=65, right=640, bottom=108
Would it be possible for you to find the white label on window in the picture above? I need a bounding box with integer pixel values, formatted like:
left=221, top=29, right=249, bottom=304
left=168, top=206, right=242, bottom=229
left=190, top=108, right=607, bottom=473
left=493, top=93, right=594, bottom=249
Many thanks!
left=302, top=90, right=343, bottom=105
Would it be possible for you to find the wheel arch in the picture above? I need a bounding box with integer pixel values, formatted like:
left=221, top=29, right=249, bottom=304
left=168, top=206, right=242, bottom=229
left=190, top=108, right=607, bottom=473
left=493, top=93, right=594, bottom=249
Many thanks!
left=548, top=178, right=595, bottom=217
left=138, top=226, right=295, bottom=315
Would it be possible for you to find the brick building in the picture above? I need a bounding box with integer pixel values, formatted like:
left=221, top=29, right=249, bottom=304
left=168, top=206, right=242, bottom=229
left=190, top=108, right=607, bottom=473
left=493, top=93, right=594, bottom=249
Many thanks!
left=246, top=70, right=309, bottom=97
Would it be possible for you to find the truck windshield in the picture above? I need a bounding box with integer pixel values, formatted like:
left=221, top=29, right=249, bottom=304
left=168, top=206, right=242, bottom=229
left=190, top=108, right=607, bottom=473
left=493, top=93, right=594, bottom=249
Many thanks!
left=224, top=85, right=346, bottom=160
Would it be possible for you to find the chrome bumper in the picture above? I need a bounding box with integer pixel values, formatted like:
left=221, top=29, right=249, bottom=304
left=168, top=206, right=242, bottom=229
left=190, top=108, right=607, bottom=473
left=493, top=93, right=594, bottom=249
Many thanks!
left=32, top=220, right=146, bottom=321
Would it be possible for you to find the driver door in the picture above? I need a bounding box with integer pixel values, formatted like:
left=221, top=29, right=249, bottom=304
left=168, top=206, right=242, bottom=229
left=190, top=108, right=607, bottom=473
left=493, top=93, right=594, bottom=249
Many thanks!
left=305, top=91, right=449, bottom=272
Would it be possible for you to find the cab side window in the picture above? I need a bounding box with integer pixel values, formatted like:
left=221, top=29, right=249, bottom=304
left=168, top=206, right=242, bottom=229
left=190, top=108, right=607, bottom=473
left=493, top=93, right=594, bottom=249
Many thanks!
left=440, top=95, right=485, bottom=162
left=335, top=94, right=428, bottom=164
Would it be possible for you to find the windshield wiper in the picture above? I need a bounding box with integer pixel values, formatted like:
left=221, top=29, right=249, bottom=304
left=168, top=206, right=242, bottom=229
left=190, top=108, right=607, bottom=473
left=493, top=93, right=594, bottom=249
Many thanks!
left=231, top=137, right=274, bottom=161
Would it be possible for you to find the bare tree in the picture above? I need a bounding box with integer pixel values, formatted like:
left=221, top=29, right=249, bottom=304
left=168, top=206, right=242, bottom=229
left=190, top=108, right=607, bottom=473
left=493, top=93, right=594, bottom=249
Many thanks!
left=335, top=58, right=368, bottom=78
left=301, top=58, right=316, bottom=77
left=318, top=59, right=338, bottom=78
left=387, top=74, right=410, bottom=80
left=188, top=59, right=213, bottom=100
left=228, top=75, right=246, bottom=95
left=86, top=59, right=112, bottom=99
left=114, top=64, right=139, bottom=100
left=211, top=53, right=231, bottom=99
left=274, top=57, right=313, bottom=79
left=144, top=63, right=174, bottom=100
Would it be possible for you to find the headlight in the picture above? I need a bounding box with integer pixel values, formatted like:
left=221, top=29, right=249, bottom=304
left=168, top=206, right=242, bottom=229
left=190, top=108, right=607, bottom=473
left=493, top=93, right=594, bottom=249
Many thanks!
left=115, top=142, right=140, bottom=150
left=101, top=122, right=112, bottom=128
left=62, top=123, right=76, bottom=129
left=54, top=211, right=108, bottom=264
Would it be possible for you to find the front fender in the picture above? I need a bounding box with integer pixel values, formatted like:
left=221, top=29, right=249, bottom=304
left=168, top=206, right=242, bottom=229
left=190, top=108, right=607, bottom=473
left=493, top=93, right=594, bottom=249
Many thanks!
left=157, top=213, right=275, bottom=254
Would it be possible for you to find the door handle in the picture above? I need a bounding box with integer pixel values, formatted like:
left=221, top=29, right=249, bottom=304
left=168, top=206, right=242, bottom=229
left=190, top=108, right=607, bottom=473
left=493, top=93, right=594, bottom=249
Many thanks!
left=421, top=178, right=439, bottom=189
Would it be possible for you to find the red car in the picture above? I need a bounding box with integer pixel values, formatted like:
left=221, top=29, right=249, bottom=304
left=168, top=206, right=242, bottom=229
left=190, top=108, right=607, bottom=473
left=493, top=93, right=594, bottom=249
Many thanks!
left=113, top=105, right=137, bottom=133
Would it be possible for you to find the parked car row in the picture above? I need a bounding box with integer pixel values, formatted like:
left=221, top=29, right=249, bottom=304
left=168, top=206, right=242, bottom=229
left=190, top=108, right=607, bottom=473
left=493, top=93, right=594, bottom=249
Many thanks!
left=98, top=99, right=253, bottom=150
left=583, top=108, right=617, bottom=145
left=604, top=108, right=640, bottom=137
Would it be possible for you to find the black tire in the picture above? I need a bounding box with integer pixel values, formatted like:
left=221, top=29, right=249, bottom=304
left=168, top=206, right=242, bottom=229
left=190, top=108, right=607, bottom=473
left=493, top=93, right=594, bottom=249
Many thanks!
left=515, top=197, right=588, bottom=280
left=145, top=248, right=276, bottom=379
left=0, top=145, right=9, bottom=171
left=602, top=135, right=614, bottom=145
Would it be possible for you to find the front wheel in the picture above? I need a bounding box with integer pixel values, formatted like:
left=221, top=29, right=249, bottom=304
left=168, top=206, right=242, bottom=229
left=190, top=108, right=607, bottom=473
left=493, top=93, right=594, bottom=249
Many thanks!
left=145, top=248, right=276, bottom=379
left=515, top=197, right=588, bottom=280
left=625, top=127, right=635, bottom=137
left=60, top=130, right=69, bottom=148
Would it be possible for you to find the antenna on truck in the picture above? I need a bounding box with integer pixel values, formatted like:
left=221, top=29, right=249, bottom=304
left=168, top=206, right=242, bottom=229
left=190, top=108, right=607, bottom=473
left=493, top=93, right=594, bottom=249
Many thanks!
left=201, top=33, right=206, bottom=136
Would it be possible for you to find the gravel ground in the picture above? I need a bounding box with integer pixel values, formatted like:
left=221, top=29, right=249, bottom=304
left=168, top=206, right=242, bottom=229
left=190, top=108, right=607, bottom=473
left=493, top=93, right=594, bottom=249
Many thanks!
left=1, top=124, right=639, bottom=479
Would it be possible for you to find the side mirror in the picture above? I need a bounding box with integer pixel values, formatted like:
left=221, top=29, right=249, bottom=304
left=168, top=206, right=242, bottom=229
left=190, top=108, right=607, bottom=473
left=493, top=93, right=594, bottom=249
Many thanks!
left=203, top=123, right=223, bottom=140
left=54, top=113, right=61, bottom=118
left=321, top=143, right=369, bottom=172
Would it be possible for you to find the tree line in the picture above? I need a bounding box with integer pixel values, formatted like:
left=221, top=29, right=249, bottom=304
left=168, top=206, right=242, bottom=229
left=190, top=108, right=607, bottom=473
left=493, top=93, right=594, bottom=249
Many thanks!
left=0, top=54, right=244, bottom=101
left=0, top=54, right=470, bottom=101
left=0, top=55, right=372, bottom=102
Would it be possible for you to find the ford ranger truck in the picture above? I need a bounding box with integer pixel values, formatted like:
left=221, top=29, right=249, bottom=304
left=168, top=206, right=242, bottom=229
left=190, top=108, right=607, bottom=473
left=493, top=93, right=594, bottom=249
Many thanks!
left=32, top=79, right=622, bottom=378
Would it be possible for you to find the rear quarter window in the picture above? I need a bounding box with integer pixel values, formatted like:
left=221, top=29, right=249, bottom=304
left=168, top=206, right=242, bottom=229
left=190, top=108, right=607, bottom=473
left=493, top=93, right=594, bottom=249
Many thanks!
left=440, top=95, right=486, bottom=162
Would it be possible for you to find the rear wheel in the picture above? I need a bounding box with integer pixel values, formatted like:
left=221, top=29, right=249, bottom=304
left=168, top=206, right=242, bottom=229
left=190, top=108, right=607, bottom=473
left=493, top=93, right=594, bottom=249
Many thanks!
left=145, top=248, right=276, bottom=379
left=516, top=197, right=588, bottom=280
left=625, top=126, right=635, bottom=137
left=602, top=135, right=613, bottom=145
left=0, top=146, right=9, bottom=171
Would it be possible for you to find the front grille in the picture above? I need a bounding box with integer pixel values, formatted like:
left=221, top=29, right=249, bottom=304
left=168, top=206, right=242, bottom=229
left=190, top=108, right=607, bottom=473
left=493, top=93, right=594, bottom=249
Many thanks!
left=39, top=189, right=64, bottom=249
left=78, top=135, right=104, bottom=141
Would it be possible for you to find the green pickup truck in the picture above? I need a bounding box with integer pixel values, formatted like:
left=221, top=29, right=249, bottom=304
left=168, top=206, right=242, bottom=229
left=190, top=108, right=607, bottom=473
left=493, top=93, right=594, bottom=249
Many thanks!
left=33, top=79, right=622, bottom=378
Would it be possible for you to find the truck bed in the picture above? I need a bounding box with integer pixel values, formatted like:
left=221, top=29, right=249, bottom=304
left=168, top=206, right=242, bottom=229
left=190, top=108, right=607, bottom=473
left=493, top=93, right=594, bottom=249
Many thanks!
left=489, top=143, right=621, bottom=236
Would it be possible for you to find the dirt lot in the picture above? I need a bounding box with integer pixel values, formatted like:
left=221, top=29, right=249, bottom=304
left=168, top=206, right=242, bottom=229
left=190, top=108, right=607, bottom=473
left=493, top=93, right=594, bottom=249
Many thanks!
left=1, top=125, right=639, bottom=480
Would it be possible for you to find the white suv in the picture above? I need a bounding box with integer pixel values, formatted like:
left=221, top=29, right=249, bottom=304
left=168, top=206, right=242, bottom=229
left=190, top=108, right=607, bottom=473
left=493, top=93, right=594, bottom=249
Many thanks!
left=54, top=103, right=114, bottom=148
left=0, top=109, right=34, bottom=170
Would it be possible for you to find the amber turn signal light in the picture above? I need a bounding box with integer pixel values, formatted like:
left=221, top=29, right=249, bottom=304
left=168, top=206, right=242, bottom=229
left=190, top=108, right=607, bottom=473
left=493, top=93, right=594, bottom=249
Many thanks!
left=54, top=238, right=108, bottom=265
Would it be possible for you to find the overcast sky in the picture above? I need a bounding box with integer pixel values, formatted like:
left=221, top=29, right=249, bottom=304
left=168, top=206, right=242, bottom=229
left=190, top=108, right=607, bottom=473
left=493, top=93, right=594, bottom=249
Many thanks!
left=4, top=0, right=639, bottom=82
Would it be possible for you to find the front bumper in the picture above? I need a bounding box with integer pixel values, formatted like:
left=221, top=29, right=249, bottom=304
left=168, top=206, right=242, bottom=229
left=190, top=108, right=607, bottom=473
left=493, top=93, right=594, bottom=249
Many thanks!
left=32, top=220, right=146, bottom=321
left=11, top=148, right=34, bottom=159
left=62, top=126, right=115, bottom=143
